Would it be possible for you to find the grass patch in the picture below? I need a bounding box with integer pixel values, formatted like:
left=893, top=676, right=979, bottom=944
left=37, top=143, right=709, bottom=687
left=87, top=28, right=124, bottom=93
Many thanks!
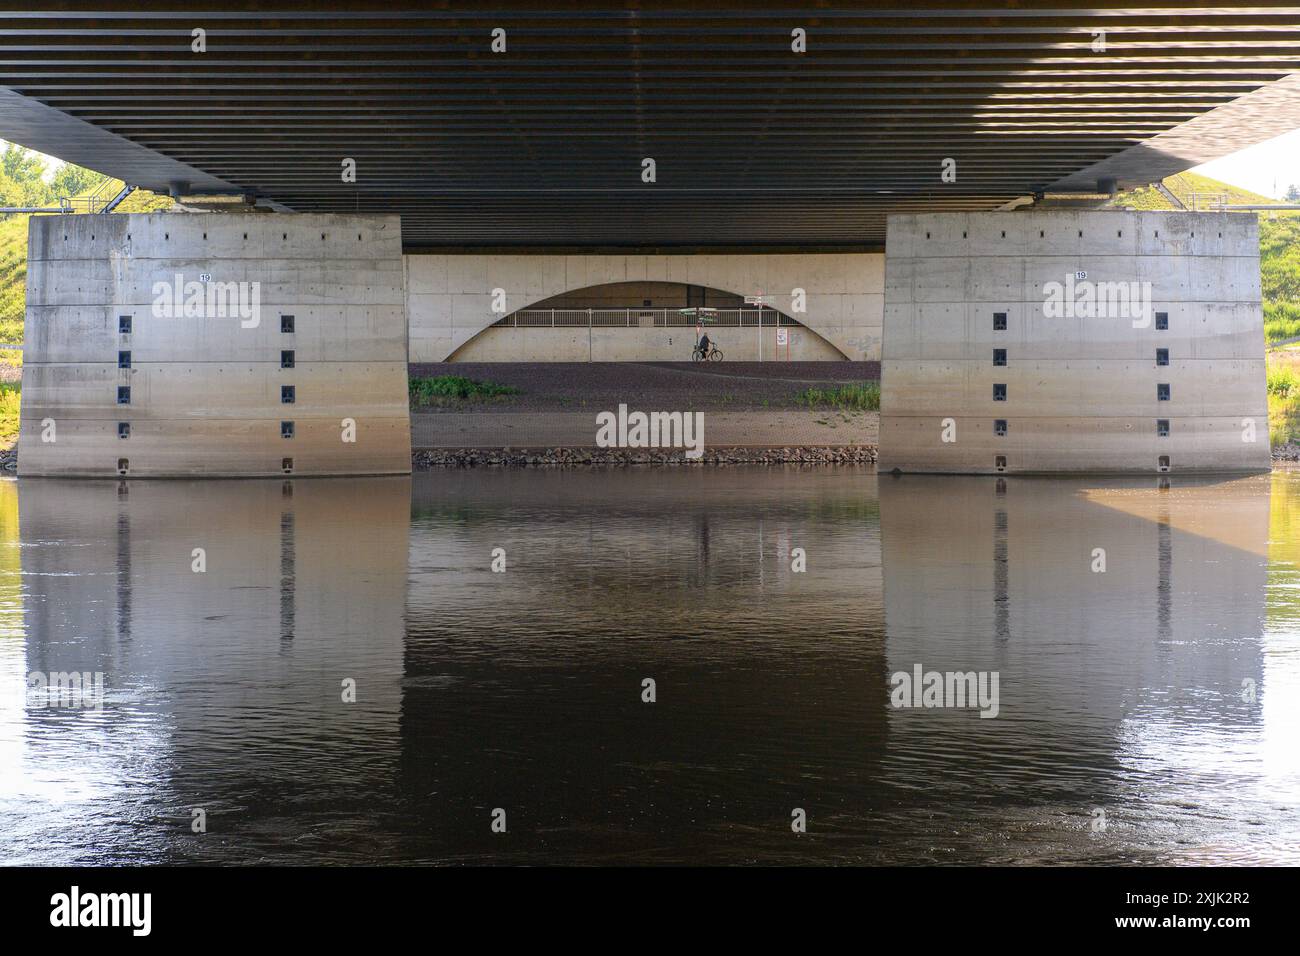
left=1268, top=355, right=1300, bottom=445
left=409, top=374, right=520, bottom=407
left=0, top=382, right=18, bottom=449
left=793, top=381, right=880, bottom=412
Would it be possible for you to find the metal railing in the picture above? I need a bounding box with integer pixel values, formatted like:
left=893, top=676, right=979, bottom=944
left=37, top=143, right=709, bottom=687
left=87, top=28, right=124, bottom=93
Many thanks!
left=58, top=177, right=124, bottom=214
left=1188, top=191, right=1230, bottom=212
left=494, top=307, right=798, bottom=329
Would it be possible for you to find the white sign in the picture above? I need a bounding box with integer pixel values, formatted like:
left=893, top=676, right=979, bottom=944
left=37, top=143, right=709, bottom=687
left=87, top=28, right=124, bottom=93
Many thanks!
left=744, top=295, right=764, bottom=305
left=775, top=327, right=789, bottom=346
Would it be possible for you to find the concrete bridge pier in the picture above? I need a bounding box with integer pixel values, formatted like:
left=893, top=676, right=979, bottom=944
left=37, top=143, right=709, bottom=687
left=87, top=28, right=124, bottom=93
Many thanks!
left=16, top=212, right=412, bottom=478
left=878, top=210, right=1270, bottom=475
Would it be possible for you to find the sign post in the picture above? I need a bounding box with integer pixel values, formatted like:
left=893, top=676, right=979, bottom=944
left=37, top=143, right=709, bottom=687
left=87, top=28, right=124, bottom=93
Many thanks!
left=775, top=325, right=789, bottom=360
left=745, top=294, right=765, bottom=361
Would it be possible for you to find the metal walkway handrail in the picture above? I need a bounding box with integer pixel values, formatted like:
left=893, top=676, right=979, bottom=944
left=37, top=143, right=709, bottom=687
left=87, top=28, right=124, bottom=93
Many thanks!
left=494, top=307, right=799, bottom=329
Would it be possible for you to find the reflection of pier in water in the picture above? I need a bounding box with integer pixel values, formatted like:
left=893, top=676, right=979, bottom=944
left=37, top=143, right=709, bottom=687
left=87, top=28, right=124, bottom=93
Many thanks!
left=2, top=467, right=1285, bottom=865
left=13, top=478, right=410, bottom=863
left=879, top=475, right=1270, bottom=855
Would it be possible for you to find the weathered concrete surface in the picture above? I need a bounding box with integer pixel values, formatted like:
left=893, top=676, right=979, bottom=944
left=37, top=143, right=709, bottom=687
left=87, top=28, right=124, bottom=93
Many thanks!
left=879, top=211, right=1270, bottom=474
left=18, top=213, right=411, bottom=477
left=405, top=253, right=884, bottom=363
left=444, top=324, right=845, bottom=362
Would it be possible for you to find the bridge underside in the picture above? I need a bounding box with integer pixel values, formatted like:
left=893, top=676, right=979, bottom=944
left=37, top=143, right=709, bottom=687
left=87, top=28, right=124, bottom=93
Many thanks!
left=1, top=2, right=1299, bottom=250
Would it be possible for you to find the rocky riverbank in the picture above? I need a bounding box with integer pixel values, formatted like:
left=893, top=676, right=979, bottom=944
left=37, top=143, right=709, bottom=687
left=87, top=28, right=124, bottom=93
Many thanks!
left=0, top=444, right=877, bottom=473
left=413, top=445, right=878, bottom=468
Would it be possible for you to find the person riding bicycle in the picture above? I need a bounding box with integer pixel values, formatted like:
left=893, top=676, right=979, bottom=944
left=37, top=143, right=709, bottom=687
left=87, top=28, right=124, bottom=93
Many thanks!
left=697, top=332, right=711, bottom=357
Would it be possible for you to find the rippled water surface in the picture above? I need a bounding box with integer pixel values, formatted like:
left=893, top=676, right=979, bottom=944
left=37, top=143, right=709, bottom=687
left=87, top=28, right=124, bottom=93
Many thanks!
left=1, top=467, right=1297, bottom=865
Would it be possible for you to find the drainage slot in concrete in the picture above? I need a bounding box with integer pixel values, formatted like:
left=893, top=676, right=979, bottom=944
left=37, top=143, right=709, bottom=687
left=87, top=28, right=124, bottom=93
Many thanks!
left=993, top=383, right=1007, bottom=402
left=995, top=419, right=1007, bottom=436
left=281, top=386, right=296, bottom=404
left=993, top=348, right=1007, bottom=366
left=1157, top=383, right=1170, bottom=401
left=1156, top=348, right=1169, bottom=366
left=116, top=386, right=130, bottom=405
left=117, top=422, right=130, bottom=439
left=993, top=312, right=1007, bottom=331
left=118, top=350, right=131, bottom=369
left=281, top=315, right=295, bottom=333
left=1155, top=311, right=1168, bottom=330
left=118, top=315, right=132, bottom=334
left=117, top=458, right=129, bottom=475
left=995, top=455, right=1007, bottom=472
left=281, top=421, right=295, bottom=439
left=1158, top=455, right=1171, bottom=473
left=281, top=349, right=295, bottom=369
left=282, top=458, right=294, bottom=474
left=1157, top=419, right=1170, bottom=437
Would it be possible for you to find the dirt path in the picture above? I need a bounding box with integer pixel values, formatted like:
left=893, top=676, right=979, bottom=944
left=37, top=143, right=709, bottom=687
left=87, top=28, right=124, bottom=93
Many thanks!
left=411, top=409, right=878, bottom=449
left=408, top=360, right=878, bottom=412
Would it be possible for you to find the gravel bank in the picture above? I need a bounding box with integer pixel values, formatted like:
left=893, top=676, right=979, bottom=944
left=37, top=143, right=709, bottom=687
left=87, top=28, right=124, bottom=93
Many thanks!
left=413, top=446, right=878, bottom=468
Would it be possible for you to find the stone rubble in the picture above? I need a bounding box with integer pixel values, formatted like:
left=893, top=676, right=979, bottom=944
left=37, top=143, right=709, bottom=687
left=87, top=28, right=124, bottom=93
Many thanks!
left=412, top=446, right=878, bottom=468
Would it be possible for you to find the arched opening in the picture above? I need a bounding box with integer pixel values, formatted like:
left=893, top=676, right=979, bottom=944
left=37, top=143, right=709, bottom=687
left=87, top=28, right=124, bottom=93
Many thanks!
left=447, top=281, right=848, bottom=362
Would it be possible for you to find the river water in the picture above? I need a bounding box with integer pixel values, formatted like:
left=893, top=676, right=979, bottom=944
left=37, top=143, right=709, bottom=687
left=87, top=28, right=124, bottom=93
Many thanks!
left=1, top=467, right=1297, bottom=865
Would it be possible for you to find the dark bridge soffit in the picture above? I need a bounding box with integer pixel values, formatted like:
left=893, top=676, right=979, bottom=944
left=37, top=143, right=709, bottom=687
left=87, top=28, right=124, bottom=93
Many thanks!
left=0, top=87, right=240, bottom=198
left=1, top=2, right=1299, bottom=249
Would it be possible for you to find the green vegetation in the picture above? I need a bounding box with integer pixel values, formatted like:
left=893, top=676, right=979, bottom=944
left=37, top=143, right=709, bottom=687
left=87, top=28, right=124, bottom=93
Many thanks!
left=0, top=212, right=26, bottom=350
left=1268, top=352, right=1300, bottom=445
left=793, top=381, right=880, bottom=412
left=0, top=382, right=17, bottom=446
left=1111, top=171, right=1283, bottom=212
left=409, top=375, right=520, bottom=407
left=1261, top=217, right=1300, bottom=343
left=0, top=142, right=173, bottom=447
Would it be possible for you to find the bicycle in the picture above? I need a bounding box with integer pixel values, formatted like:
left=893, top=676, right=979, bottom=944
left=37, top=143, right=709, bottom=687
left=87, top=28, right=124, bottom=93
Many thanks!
left=691, top=344, right=723, bottom=362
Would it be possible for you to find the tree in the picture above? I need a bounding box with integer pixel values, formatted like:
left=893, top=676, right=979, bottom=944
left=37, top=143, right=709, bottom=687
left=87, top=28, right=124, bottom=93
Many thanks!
left=1285, top=184, right=1300, bottom=203
left=0, top=144, right=51, bottom=206
left=49, top=162, right=106, bottom=201
left=1, top=144, right=46, bottom=186
left=0, top=171, right=27, bottom=209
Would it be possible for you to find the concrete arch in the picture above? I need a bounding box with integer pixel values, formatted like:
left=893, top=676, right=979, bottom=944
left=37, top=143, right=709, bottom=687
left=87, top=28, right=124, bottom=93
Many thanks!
left=405, top=252, right=884, bottom=362
left=444, top=279, right=850, bottom=362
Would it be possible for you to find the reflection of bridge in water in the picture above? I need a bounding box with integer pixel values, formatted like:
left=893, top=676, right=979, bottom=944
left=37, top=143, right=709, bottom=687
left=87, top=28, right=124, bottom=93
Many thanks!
left=3, top=470, right=1290, bottom=864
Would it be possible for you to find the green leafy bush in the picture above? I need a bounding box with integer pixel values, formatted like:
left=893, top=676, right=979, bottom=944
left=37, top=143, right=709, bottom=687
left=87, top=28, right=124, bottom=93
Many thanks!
left=793, top=382, right=880, bottom=411
left=409, top=375, right=520, bottom=406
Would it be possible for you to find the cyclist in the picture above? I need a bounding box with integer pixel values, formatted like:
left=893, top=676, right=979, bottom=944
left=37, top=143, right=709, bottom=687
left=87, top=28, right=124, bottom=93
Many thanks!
left=697, top=331, right=711, bottom=359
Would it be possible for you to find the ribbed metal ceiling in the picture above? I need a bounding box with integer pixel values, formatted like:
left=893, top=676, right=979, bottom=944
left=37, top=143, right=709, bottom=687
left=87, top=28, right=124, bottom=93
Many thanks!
left=2, top=2, right=1299, bottom=248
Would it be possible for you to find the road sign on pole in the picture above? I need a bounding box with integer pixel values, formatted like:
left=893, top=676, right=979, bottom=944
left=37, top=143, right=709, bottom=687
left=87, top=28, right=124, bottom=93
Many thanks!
left=745, top=294, right=765, bottom=361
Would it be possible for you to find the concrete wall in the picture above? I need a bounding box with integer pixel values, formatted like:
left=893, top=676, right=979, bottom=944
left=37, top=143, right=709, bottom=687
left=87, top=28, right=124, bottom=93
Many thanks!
left=405, top=253, right=884, bottom=362
left=452, top=324, right=845, bottom=362
left=18, top=213, right=411, bottom=477
left=879, top=211, right=1270, bottom=474
left=526, top=280, right=743, bottom=310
